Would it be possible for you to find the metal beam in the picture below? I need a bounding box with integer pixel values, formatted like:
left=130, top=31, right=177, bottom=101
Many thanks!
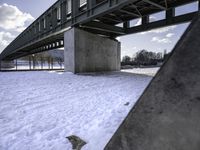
left=164, top=0, right=168, bottom=9
left=134, top=7, right=142, bottom=17
left=81, top=21, right=125, bottom=35
left=100, top=16, right=122, bottom=23
left=166, top=7, right=175, bottom=24
left=75, top=0, right=139, bottom=24
left=120, top=9, right=140, bottom=17
left=142, top=15, right=149, bottom=25
left=143, top=0, right=166, bottom=10
left=125, top=11, right=198, bottom=35
left=123, top=21, right=130, bottom=28
left=82, top=28, right=118, bottom=37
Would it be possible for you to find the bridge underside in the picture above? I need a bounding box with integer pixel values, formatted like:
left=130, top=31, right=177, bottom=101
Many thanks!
left=0, top=0, right=199, bottom=61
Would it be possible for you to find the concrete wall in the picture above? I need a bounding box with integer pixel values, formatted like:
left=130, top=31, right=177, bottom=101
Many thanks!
left=64, top=28, right=120, bottom=73
left=105, top=14, right=200, bottom=150
left=64, top=28, right=75, bottom=73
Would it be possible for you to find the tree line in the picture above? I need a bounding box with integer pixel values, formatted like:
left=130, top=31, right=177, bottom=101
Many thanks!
left=20, top=49, right=64, bottom=68
left=122, top=49, right=165, bottom=67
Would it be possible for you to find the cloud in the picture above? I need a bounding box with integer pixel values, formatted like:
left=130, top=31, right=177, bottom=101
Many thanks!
left=151, top=36, right=171, bottom=44
left=166, top=33, right=174, bottom=38
left=151, top=32, right=175, bottom=44
left=150, top=26, right=176, bottom=34
left=134, top=16, right=157, bottom=26
left=0, top=31, right=15, bottom=53
left=0, top=3, right=34, bottom=32
left=121, top=45, right=137, bottom=58
left=134, top=19, right=141, bottom=26
left=141, top=25, right=177, bottom=34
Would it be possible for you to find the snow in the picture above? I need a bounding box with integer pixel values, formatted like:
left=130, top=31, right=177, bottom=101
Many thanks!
left=122, top=67, right=160, bottom=76
left=0, top=70, right=154, bottom=150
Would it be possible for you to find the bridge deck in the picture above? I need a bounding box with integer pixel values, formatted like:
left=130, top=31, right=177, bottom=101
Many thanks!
left=0, top=0, right=199, bottom=60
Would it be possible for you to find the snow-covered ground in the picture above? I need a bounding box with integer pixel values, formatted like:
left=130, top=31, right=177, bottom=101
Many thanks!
left=0, top=69, right=156, bottom=150
left=122, top=67, right=160, bottom=76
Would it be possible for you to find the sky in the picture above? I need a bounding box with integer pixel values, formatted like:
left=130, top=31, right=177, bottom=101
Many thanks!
left=0, top=0, right=199, bottom=57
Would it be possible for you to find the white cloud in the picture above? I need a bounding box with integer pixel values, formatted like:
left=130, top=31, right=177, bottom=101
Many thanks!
left=134, top=16, right=156, bottom=26
left=121, top=46, right=137, bottom=58
left=134, top=19, right=141, bottom=26
left=151, top=36, right=171, bottom=44
left=151, top=26, right=176, bottom=33
left=140, top=25, right=177, bottom=34
left=166, top=33, right=174, bottom=38
left=0, top=31, right=15, bottom=53
left=0, top=3, right=34, bottom=32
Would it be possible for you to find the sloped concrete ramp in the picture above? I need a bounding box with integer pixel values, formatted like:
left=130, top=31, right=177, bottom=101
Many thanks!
left=105, top=14, right=200, bottom=150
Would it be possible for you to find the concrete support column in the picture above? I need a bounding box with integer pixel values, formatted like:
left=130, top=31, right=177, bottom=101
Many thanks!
left=64, top=28, right=121, bottom=73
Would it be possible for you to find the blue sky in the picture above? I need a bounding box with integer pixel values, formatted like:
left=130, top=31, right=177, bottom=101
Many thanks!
left=0, top=0, right=198, bottom=57
left=0, top=0, right=56, bottom=18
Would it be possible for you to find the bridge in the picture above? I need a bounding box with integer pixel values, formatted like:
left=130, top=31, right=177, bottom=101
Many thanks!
left=1, top=1, right=200, bottom=149
left=0, top=0, right=199, bottom=73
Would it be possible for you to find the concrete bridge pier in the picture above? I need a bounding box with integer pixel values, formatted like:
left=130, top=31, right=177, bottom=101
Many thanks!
left=64, top=28, right=121, bottom=73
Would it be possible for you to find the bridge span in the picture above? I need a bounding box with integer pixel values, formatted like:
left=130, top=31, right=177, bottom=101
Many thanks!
left=0, top=0, right=199, bottom=73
